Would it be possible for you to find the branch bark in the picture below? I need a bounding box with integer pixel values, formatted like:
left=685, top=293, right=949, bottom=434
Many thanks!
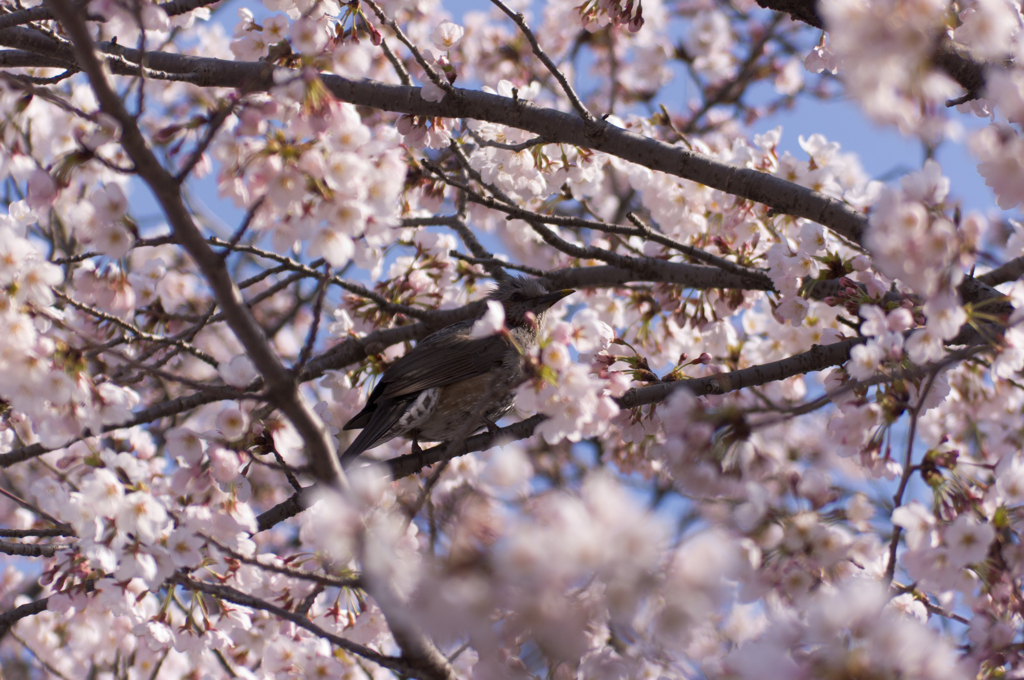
left=0, top=596, right=49, bottom=638
left=0, top=29, right=869, bottom=243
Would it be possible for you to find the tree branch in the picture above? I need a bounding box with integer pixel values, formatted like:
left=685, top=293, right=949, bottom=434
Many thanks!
left=257, top=336, right=868, bottom=531
left=0, top=539, right=65, bottom=557
left=169, top=574, right=424, bottom=676
left=0, top=36, right=869, bottom=244
left=0, top=596, right=49, bottom=637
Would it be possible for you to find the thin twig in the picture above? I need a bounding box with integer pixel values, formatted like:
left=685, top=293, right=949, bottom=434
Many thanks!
left=884, top=365, right=943, bottom=585
left=487, top=0, right=595, bottom=123
left=220, top=195, right=267, bottom=256
left=450, top=252, right=547, bottom=277
left=0, top=485, right=73, bottom=533
left=203, top=534, right=361, bottom=590
left=175, top=98, right=240, bottom=183
left=55, top=290, right=220, bottom=367
left=465, top=127, right=547, bottom=152
left=170, top=574, right=416, bottom=675
left=295, top=263, right=331, bottom=372
left=361, top=0, right=455, bottom=98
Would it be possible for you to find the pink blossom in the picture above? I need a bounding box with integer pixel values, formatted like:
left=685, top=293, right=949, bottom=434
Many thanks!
left=994, top=455, right=1024, bottom=505
left=470, top=300, right=506, bottom=338
left=892, top=501, right=936, bottom=549
left=955, top=0, right=1020, bottom=60
left=421, top=81, right=447, bottom=103
left=970, top=123, right=1024, bottom=209
left=906, top=328, right=945, bottom=364
left=289, top=17, right=327, bottom=56
left=847, top=341, right=883, bottom=380
left=944, top=514, right=994, bottom=567
left=25, top=169, right=56, bottom=211
left=900, top=159, right=949, bottom=205
left=166, top=528, right=204, bottom=568
left=430, top=20, right=464, bottom=51
left=804, top=44, right=838, bottom=74
left=219, top=355, right=258, bottom=388
left=263, top=14, right=289, bottom=43
left=117, top=492, right=169, bottom=544
left=216, top=404, right=249, bottom=441
left=80, top=468, right=125, bottom=518
left=166, top=427, right=205, bottom=467
left=310, top=227, right=355, bottom=267
left=230, top=32, right=269, bottom=61
left=541, top=342, right=570, bottom=370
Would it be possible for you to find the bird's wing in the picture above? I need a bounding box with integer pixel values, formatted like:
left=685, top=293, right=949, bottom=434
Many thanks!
left=341, top=331, right=509, bottom=428
left=377, top=331, right=514, bottom=398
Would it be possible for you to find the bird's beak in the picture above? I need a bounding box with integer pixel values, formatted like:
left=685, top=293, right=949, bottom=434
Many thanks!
left=533, top=289, right=575, bottom=311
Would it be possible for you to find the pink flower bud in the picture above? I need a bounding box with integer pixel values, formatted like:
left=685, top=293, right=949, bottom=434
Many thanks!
left=396, top=114, right=417, bottom=135
left=26, top=169, right=57, bottom=210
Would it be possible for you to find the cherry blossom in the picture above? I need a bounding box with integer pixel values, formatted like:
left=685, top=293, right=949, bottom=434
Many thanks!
left=431, top=20, right=465, bottom=51
left=469, top=299, right=505, bottom=338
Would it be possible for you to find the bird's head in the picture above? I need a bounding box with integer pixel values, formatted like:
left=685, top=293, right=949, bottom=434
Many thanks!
left=489, top=277, right=574, bottom=328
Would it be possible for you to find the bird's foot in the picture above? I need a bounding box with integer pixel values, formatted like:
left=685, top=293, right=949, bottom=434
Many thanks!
left=483, top=419, right=500, bottom=437
left=410, top=439, right=423, bottom=455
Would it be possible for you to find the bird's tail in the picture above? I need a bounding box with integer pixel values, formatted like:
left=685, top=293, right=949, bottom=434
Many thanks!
left=338, top=397, right=410, bottom=467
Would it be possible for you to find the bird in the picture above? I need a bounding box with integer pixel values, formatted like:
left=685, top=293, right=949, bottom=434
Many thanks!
left=339, top=277, right=574, bottom=466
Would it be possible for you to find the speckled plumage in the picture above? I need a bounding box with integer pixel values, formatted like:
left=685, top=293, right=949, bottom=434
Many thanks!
left=339, top=277, right=573, bottom=465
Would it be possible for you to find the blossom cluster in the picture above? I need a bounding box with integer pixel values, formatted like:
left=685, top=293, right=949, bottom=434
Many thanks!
left=818, top=0, right=959, bottom=137
left=516, top=308, right=630, bottom=444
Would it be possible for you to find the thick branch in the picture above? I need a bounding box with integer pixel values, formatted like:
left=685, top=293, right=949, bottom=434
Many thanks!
left=0, top=48, right=69, bottom=68
left=0, top=36, right=869, bottom=244
left=0, top=539, right=64, bottom=557
left=978, top=256, right=1024, bottom=287
left=0, top=596, right=48, bottom=636
left=0, top=0, right=219, bottom=31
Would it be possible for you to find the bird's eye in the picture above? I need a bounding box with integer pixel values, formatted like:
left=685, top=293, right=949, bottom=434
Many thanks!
left=509, top=292, right=524, bottom=302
